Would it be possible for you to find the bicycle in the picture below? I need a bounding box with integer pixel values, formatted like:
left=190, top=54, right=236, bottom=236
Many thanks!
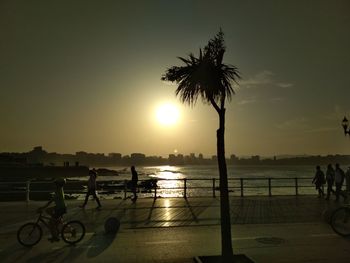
left=17, top=211, right=85, bottom=247
left=330, top=205, right=350, bottom=237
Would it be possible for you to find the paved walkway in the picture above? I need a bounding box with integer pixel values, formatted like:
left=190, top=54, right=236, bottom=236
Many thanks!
left=0, top=196, right=348, bottom=262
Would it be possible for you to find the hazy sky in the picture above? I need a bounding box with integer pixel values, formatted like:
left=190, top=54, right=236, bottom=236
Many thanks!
left=1, top=0, right=350, bottom=157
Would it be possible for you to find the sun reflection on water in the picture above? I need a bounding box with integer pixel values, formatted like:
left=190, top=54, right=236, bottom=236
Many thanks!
left=148, top=166, right=185, bottom=197
left=164, top=199, right=171, bottom=226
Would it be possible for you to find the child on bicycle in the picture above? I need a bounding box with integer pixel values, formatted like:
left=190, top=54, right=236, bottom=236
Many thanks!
left=37, top=178, right=67, bottom=242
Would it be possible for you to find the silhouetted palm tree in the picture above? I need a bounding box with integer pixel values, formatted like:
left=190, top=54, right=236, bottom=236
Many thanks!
left=162, top=30, right=240, bottom=261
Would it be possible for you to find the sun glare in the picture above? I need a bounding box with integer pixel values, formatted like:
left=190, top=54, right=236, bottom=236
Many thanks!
left=156, top=103, right=179, bottom=126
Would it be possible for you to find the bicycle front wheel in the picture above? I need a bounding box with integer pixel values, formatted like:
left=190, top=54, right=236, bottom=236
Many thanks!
left=61, top=220, right=85, bottom=244
left=17, top=223, right=43, bottom=247
left=331, top=207, right=350, bottom=237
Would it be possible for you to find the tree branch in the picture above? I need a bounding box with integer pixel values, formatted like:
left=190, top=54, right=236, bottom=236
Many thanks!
left=210, top=97, right=221, bottom=114
left=220, top=94, right=225, bottom=110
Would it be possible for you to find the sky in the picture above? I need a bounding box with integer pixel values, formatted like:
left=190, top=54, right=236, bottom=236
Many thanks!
left=1, top=0, right=350, bottom=157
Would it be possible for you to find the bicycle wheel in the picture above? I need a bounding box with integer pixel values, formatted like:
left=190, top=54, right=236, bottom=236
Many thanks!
left=61, top=220, right=85, bottom=244
left=330, top=207, right=350, bottom=237
left=17, top=223, right=43, bottom=247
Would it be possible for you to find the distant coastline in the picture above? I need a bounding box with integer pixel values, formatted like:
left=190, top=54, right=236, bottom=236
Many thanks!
left=1, top=146, right=350, bottom=167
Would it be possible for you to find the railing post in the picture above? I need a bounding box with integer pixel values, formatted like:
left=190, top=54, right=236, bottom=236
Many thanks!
left=154, top=183, right=157, bottom=199
left=295, top=177, right=298, bottom=196
left=240, top=178, right=244, bottom=197
left=183, top=178, right=187, bottom=199
left=26, top=180, right=30, bottom=202
left=124, top=180, right=127, bottom=200
left=268, top=178, right=272, bottom=197
left=212, top=178, right=216, bottom=198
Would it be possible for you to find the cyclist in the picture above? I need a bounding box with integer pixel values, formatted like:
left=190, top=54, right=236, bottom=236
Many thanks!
left=37, top=178, right=67, bottom=242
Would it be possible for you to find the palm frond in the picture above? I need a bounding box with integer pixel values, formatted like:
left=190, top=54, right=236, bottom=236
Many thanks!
left=162, top=30, right=240, bottom=108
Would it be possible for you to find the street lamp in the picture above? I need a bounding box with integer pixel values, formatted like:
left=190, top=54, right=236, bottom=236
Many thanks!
left=342, top=116, right=350, bottom=135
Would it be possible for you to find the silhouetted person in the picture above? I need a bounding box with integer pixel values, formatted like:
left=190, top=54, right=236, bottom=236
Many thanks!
left=334, top=163, right=346, bottom=203
left=130, top=166, right=138, bottom=202
left=345, top=167, right=350, bottom=201
left=312, top=165, right=325, bottom=197
left=37, top=178, right=67, bottom=242
left=80, top=169, right=102, bottom=209
left=325, top=164, right=335, bottom=200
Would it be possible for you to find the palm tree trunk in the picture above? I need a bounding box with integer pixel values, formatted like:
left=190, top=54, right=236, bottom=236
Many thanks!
left=217, top=108, right=234, bottom=261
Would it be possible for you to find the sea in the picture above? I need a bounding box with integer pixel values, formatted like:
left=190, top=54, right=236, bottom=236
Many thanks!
left=86, top=165, right=318, bottom=198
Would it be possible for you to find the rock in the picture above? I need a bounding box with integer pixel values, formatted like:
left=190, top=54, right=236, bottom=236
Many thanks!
left=104, top=217, right=120, bottom=234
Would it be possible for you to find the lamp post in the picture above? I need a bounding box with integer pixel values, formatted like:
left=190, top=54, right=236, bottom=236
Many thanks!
left=342, top=116, right=350, bottom=135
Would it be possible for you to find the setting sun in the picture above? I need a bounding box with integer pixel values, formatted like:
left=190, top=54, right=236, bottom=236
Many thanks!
left=156, top=103, right=180, bottom=126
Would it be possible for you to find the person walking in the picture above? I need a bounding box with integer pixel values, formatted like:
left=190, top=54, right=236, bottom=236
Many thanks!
left=325, top=164, right=335, bottom=200
left=345, top=166, right=350, bottom=202
left=312, top=165, right=325, bottom=197
left=334, top=163, right=346, bottom=203
left=130, top=166, right=138, bottom=202
left=80, top=169, right=102, bottom=209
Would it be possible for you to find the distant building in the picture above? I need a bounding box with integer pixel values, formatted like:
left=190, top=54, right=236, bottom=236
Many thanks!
left=130, top=153, right=146, bottom=164
left=27, top=146, right=47, bottom=164
left=108, top=153, right=122, bottom=159
left=169, top=154, right=185, bottom=165
left=230, top=154, right=239, bottom=162
left=251, top=155, right=260, bottom=163
left=0, top=154, right=27, bottom=166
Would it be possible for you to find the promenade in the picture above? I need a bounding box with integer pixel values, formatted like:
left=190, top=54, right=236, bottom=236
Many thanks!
left=0, top=196, right=349, bottom=262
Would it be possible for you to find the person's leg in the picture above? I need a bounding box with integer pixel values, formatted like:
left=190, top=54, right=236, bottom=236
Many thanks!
left=340, top=189, right=347, bottom=201
left=331, top=183, right=336, bottom=194
left=316, top=185, right=321, bottom=197
left=46, top=207, right=59, bottom=241
left=134, top=184, right=138, bottom=199
left=335, top=184, right=340, bottom=202
left=80, top=191, right=91, bottom=207
left=326, top=184, right=331, bottom=200
left=131, top=184, right=137, bottom=202
left=318, top=188, right=322, bottom=197
left=92, top=191, right=101, bottom=207
left=131, top=187, right=135, bottom=200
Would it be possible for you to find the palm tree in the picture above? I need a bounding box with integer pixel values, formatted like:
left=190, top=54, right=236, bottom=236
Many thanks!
left=162, top=30, right=240, bottom=261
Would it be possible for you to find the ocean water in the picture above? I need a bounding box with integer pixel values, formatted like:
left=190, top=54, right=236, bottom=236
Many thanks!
left=90, top=165, right=317, bottom=198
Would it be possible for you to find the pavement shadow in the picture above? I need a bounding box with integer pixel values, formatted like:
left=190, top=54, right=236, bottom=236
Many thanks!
left=79, top=200, right=126, bottom=229
left=24, top=231, right=118, bottom=262
left=61, top=212, right=120, bottom=260
left=26, top=245, right=68, bottom=263
left=85, top=231, right=118, bottom=258
left=145, top=198, right=157, bottom=225
left=0, top=242, right=32, bottom=263
left=184, top=198, right=199, bottom=223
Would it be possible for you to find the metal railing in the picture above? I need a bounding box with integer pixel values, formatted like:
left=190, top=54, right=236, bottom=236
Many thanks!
left=149, top=177, right=316, bottom=198
left=0, top=177, right=318, bottom=202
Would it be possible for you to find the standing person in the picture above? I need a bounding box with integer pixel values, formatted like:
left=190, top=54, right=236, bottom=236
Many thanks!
left=80, top=169, right=102, bottom=209
left=130, top=166, right=138, bottom=202
left=334, top=163, right=346, bottom=203
left=325, top=164, right=335, bottom=200
left=312, top=166, right=325, bottom=197
left=345, top=166, right=350, bottom=202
